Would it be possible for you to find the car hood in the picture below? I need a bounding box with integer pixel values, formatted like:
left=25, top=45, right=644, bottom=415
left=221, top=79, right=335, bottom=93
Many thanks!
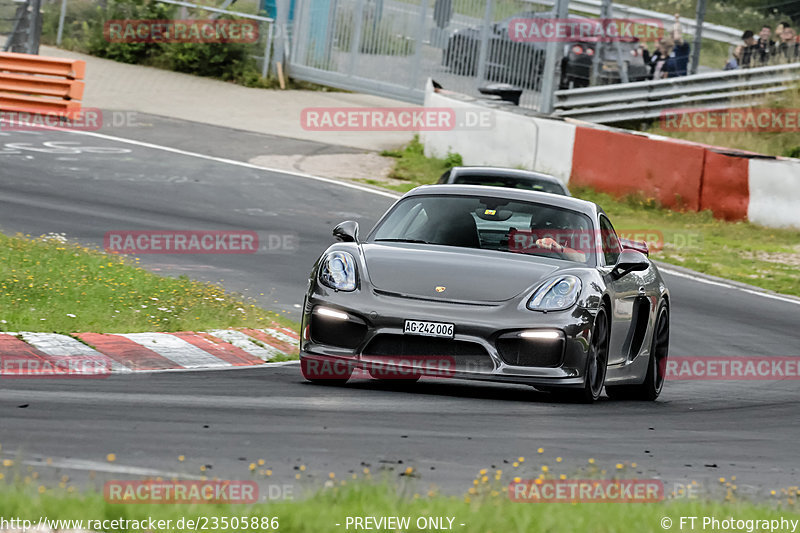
left=362, top=243, right=561, bottom=303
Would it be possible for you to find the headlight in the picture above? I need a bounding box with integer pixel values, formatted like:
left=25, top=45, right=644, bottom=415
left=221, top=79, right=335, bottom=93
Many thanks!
left=318, top=251, right=357, bottom=292
left=527, top=275, right=582, bottom=311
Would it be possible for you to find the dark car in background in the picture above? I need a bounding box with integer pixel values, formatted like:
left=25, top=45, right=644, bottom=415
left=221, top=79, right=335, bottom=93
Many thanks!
left=438, top=167, right=570, bottom=196
left=443, top=11, right=647, bottom=89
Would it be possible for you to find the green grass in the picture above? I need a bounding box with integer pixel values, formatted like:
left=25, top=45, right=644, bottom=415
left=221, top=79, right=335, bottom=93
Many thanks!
left=377, top=141, right=800, bottom=298
left=371, top=136, right=462, bottom=193
left=1, top=480, right=800, bottom=533
left=0, top=232, right=298, bottom=334
left=643, top=87, right=800, bottom=158
left=574, top=188, right=800, bottom=297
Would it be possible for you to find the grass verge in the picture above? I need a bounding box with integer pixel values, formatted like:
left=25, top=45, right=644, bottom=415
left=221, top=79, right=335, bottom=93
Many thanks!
left=643, top=87, right=800, bottom=158
left=376, top=142, right=800, bottom=298
left=0, top=232, right=298, bottom=334
left=1, top=481, right=799, bottom=533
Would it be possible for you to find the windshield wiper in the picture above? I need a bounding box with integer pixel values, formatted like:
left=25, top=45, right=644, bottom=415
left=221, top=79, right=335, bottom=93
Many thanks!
left=374, top=238, right=431, bottom=244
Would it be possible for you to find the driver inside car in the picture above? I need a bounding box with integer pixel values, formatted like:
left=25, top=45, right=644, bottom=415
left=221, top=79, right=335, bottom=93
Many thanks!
left=529, top=209, right=588, bottom=263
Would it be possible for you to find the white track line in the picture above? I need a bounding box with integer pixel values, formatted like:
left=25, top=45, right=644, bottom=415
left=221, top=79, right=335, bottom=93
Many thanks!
left=19, top=456, right=204, bottom=479
left=659, top=266, right=800, bottom=307
left=37, top=125, right=401, bottom=200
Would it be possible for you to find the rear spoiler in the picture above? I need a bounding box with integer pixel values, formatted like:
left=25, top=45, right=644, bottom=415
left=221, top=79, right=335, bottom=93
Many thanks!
left=619, top=237, right=649, bottom=257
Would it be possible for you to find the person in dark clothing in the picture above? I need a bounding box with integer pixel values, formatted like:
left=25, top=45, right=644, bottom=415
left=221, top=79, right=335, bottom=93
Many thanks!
left=755, top=25, right=776, bottom=65
left=738, top=30, right=759, bottom=68
left=644, top=14, right=691, bottom=79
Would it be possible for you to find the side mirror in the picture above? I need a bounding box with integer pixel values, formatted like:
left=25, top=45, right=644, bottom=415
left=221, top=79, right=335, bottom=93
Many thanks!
left=611, top=250, right=649, bottom=280
left=332, top=220, right=359, bottom=243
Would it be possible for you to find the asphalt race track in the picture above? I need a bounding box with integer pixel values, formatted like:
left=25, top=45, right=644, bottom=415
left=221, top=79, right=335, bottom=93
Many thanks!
left=1, top=117, right=799, bottom=498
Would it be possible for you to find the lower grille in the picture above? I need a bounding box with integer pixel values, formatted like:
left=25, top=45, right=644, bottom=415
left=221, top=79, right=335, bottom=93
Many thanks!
left=363, top=334, right=494, bottom=373
left=496, top=335, right=564, bottom=367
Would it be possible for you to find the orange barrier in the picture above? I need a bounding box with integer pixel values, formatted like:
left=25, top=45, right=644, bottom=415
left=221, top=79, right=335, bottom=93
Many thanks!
left=0, top=51, right=85, bottom=78
left=570, top=126, right=706, bottom=210
left=0, top=52, right=86, bottom=119
left=698, top=149, right=750, bottom=221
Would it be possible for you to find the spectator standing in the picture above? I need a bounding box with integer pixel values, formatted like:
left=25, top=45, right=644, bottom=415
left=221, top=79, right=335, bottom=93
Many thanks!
left=644, top=14, right=690, bottom=79
left=777, top=24, right=800, bottom=62
left=739, top=30, right=759, bottom=68
left=663, top=14, right=690, bottom=77
left=644, top=36, right=673, bottom=79
left=756, top=25, right=776, bottom=65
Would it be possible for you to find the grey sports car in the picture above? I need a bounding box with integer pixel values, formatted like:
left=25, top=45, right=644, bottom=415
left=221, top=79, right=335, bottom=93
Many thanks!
left=299, top=185, right=670, bottom=402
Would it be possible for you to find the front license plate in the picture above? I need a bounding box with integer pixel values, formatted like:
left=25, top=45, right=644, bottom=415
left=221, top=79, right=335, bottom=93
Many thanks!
left=403, top=320, right=454, bottom=338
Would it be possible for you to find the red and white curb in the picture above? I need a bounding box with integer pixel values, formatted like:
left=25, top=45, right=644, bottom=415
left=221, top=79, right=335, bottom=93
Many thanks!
left=0, top=326, right=299, bottom=374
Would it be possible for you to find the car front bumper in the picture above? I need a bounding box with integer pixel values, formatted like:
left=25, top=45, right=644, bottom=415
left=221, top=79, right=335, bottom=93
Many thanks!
left=299, top=289, right=597, bottom=388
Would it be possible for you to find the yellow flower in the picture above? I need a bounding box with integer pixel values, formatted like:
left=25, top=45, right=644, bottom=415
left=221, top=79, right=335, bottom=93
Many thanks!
left=106, top=453, right=116, bottom=462
left=541, top=466, right=549, bottom=472
left=537, top=448, right=544, bottom=453
left=249, top=463, right=256, bottom=471
left=588, top=458, right=595, bottom=464
left=178, top=455, right=185, bottom=462
left=556, top=457, right=562, bottom=462
left=258, top=459, right=265, bottom=466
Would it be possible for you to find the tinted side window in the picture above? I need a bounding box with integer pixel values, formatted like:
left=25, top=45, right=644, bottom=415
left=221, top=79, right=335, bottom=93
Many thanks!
left=599, top=215, right=621, bottom=266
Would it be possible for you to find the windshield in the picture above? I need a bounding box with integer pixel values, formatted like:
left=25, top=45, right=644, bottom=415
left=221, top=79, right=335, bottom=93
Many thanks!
left=371, top=195, right=595, bottom=265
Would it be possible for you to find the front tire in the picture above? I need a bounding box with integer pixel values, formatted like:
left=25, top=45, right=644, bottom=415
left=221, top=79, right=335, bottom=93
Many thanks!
left=606, top=300, right=669, bottom=401
left=550, top=306, right=609, bottom=403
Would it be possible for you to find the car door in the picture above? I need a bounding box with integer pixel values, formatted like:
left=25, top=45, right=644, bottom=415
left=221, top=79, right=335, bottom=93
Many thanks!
left=599, top=215, right=642, bottom=366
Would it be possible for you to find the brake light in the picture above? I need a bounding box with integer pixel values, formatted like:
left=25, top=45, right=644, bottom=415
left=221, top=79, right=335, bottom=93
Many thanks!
left=586, top=47, right=595, bottom=56
left=571, top=45, right=584, bottom=55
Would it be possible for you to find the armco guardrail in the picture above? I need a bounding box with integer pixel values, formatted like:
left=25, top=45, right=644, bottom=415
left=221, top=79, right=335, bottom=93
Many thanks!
left=553, top=62, right=800, bottom=123
left=568, top=0, right=741, bottom=44
left=0, top=51, right=85, bottom=117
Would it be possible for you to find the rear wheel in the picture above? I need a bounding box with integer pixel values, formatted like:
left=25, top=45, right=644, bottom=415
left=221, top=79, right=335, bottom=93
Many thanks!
left=606, top=300, right=669, bottom=401
left=549, top=306, right=609, bottom=403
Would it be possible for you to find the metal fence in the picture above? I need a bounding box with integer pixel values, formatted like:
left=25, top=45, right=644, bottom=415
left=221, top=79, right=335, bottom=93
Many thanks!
left=553, top=61, right=800, bottom=123
left=289, top=0, right=557, bottom=109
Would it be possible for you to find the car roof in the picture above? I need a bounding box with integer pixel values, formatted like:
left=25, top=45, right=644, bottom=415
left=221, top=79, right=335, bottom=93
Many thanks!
left=404, top=184, right=602, bottom=219
left=445, top=166, right=568, bottom=189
